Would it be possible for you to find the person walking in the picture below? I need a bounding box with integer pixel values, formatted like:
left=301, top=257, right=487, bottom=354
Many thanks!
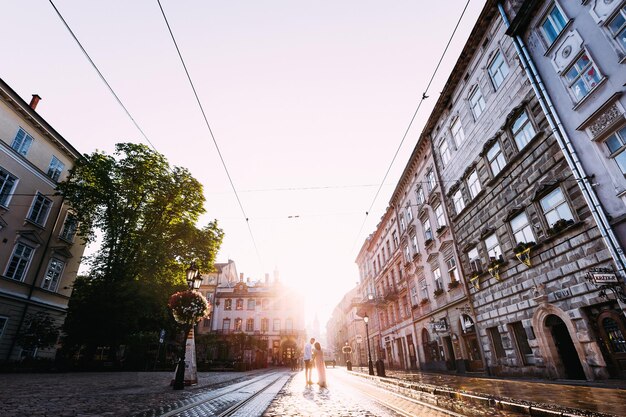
left=303, top=337, right=315, bottom=384
left=313, top=342, right=327, bottom=388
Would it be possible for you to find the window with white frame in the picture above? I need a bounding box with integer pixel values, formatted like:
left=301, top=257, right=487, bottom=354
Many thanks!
left=440, top=139, right=452, bottom=166
left=541, top=4, right=567, bottom=45
left=246, top=318, right=254, bottom=332
left=0, top=167, right=17, bottom=207
left=400, top=214, right=406, bottom=231
left=608, top=5, right=626, bottom=52
left=41, top=258, right=65, bottom=292
left=222, top=318, right=231, bottom=331
left=435, top=204, right=446, bottom=228
left=564, top=53, right=602, bottom=102
left=27, top=193, right=52, bottom=226
left=273, top=318, right=281, bottom=331
left=451, top=118, right=465, bottom=146
left=261, top=318, right=269, bottom=332
left=225, top=299, right=232, bottom=310
left=247, top=299, right=256, bottom=310
left=510, top=212, right=535, bottom=244
left=605, top=125, right=626, bottom=174
left=410, top=285, right=419, bottom=306
left=433, top=268, right=443, bottom=291
left=467, top=170, right=482, bottom=199
left=512, top=111, right=536, bottom=150
left=423, top=218, right=433, bottom=241
left=419, top=278, right=428, bottom=299
left=488, top=51, right=510, bottom=89
left=0, top=317, right=7, bottom=339
left=427, top=169, right=436, bottom=191
left=416, top=187, right=425, bottom=205
left=487, top=141, right=506, bottom=176
left=47, top=156, right=65, bottom=182
left=60, top=214, right=78, bottom=242
left=540, top=188, right=574, bottom=227
left=406, top=204, right=413, bottom=221
left=404, top=245, right=411, bottom=262
left=485, top=233, right=503, bottom=262
left=236, top=298, right=244, bottom=310
left=453, top=189, right=465, bottom=214
left=447, top=257, right=459, bottom=283
left=411, top=235, right=418, bottom=254
left=469, top=87, right=486, bottom=119
left=234, top=318, right=243, bottom=331
left=6, top=243, right=34, bottom=281
left=468, top=247, right=482, bottom=273
left=11, top=128, right=34, bottom=156
left=392, top=231, right=399, bottom=248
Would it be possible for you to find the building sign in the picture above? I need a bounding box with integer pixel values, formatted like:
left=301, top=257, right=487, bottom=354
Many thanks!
left=433, top=320, right=448, bottom=333
left=551, top=288, right=572, bottom=300
left=588, top=267, right=619, bottom=284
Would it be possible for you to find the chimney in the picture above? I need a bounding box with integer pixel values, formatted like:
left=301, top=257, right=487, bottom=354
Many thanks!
left=29, top=94, right=42, bottom=110
left=239, top=273, right=244, bottom=282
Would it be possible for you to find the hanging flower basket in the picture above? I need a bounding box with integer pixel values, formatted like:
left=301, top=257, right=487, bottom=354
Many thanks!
left=547, top=219, right=575, bottom=236
left=513, top=242, right=535, bottom=267
left=168, top=290, right=209, bottom=325
left=488, top=259, right=504, bottom=281
left=470, top=274, right=480, bottom=290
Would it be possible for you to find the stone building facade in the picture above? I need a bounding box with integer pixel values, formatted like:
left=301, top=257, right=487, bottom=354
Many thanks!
left=502, top=0, right=626, bottom=378
left=196, top=260, right=238, bottom=335
left=0, top=78, right=84, bottom=361
left=210, top=270, right=305, bottom=366
left=430, top=1, right=618, bottom=380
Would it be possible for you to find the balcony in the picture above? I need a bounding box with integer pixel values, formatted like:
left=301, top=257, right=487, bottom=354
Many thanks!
left=383, top=286, right=399, bottom=302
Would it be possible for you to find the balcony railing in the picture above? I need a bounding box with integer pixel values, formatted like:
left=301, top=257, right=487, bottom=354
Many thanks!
left=383, top=286, right=399, bottom=301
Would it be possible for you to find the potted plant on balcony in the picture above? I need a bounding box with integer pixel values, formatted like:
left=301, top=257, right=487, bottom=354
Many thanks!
left=488, top=258, right=504, bottom=281
left=513, top=241, right=535, bottom=267
left=420, top=297, right=430, bottom=306
left=436, top=225, right=447, bottom=235
left=433, top=287, right=444, bottom=297
left=447, top=280, right=460, bottom=290
left=547, top=218, right=575, bottom=236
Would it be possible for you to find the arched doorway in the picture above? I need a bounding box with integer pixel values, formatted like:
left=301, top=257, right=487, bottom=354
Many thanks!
left=545, top=315, right=585, bottom=380
left=281, top=339, right=297, bottom=366
left=460, top=314, right=484, bottom=372
left=597, top=311, right=626, bottom=378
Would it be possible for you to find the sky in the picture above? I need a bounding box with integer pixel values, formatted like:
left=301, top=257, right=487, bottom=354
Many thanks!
left=0, top=0, right=485, bottom=329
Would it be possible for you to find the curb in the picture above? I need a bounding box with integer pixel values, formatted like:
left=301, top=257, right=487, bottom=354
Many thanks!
left=348, top=371, right=619, bottom=417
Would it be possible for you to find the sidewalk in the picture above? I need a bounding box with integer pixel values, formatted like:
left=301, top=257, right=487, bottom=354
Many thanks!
left=353, top=368, right=626, bottom=416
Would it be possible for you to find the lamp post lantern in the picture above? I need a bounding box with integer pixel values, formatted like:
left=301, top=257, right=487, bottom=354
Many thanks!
left=363, top=313, right=374, bottom=375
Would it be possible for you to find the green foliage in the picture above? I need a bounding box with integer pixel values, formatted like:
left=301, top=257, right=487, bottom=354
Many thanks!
left=16, top=312, right=60, bottom=353
left=58, top=143, right=223, bottom=356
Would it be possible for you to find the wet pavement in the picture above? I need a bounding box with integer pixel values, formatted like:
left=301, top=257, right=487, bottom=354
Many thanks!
left=357, top=369, right=626, bottom=417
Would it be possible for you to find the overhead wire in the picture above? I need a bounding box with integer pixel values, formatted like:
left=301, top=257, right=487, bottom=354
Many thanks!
left=155, top=0, right=263, bottom=268
left=351, top=0, right=473, bottom=254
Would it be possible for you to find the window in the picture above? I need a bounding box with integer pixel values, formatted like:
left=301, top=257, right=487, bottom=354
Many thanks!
left=511, top=321, right=533, bottom=365
left=261, top=318, right=269, bottom=332
left=451, top=118, right=465, bottom=146
left=11, top=128, right=34, bottom=156
left=435, top=204, right=446, bottom=228
left=247, top=299, right=256, bottom=310
left=447, top=257, right=459, bottom=283
left=47, top=156, right=65, bottom=181
left=467, top=170, right=482, bottom=199
left=416, top=187, right=425, bottom=205
left=399, top=214, right=406, bottom=232
left=488, top=327, right=507, bottom=359
left=262, top=298, right=269, bottom=310
left=433, top=268, right=443, bottom=291
left=606, top=126, right=626, bottom=174
left=487, top=141, right=506, bottom=176
left=234, top=318, right=243, bottom=331
left=541, top=4, right=567, bottom=45
left=423, top=218, right=433, bottom=241
left=27, top=193, right=52, bottom=226
left=540, top=188, right=573, bottom=226
left=419, top=278, right=428, bottom=299
left=488, top=51, right=510, bottom=89
left=453, top=189, right=465, bottom=214
left=608, top=5, right=626, bottom=51
left=440, top=139, right=452, bottom=166
left=404, top=245, right=411, bottom=262
left=411, top=235, right=418, bottom=254
left=203, top=318, right=210, bottom=328
left=564, top=53, right=601, bottom=102
left=410, top=285, right=418, bottom=305
left=468, top=247, right=481, bottom=273
left=0, top=167, right=17, bottom=208
left=273, top=319, right=281, bottom=331
left=224, top=299, right=232, bottom=310
left=42, top=258, right=65, bottom=292
left=406, top=205, right=413, bottom=221
left=427, top=169, right=436, bottom=191
left=469, top=87, right=486, bottom=119
left=392, top=231, right=399, bottom=249
left=386, top=240, right=391, bottom=257
left=60, top=214, right=78, bottom=242
left=236, top=299, right=244, bottom=310
left=246, top=318, right=254, bottom=332
left=485, top=233, right=502, bottom=262
left=510, top=212, right=535, bottom=244
left=5, top=243, right=34, bottom=281
left=512, top=111, right=536, bottom=150
left=222, top=318, right=231, bottom=331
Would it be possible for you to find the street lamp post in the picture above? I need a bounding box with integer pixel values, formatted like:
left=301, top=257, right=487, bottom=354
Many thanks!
left=363, top=313, right=374, bottom=375
left=172, top=263, right=203, bottom=390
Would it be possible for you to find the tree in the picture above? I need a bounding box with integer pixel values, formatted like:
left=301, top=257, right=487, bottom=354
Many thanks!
left=16, top=312, right=60, bottom=357
left=58, top=143, right=223, bottom=359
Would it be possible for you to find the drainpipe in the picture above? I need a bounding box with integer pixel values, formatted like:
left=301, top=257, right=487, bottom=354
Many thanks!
left=497, top=3, right=626, bottom=316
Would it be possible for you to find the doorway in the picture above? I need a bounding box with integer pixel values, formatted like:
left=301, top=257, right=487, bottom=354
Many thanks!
left=545, top=315, right=585, bottom=380
left=443, top=336, right=456, bottom=370
left=597, top=311, right=626, bottom=378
